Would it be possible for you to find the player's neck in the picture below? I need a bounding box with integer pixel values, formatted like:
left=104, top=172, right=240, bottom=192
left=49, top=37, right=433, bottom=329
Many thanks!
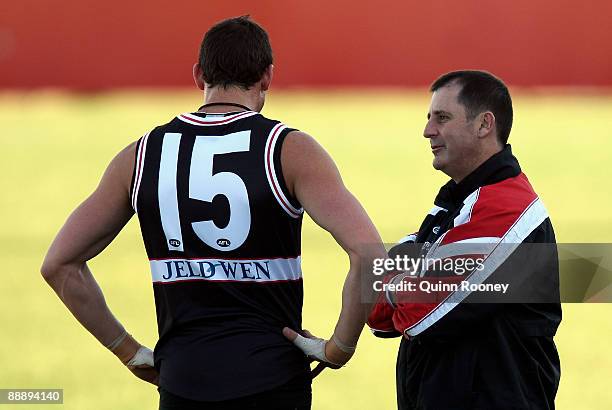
left=200, top=85, right=262, bottom=113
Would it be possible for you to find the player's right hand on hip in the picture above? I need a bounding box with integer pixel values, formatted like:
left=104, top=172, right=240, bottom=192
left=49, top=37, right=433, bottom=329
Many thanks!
left=282, top=327, right=353, bottom=378
left=125, top=346, right=159, bottom=386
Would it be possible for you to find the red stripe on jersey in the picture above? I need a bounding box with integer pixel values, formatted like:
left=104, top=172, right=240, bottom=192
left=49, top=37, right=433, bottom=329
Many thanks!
left=149, top=255, right=301, bottom=261
left=153, top=277, right=303, bottom=285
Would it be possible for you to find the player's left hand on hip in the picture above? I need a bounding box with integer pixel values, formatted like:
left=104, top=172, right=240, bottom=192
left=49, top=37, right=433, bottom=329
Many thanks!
left=108, top=332, right=159, bottom=386
left=126, top=346, right=159, bottom=386
left=282, top=327, right=353, bottom=378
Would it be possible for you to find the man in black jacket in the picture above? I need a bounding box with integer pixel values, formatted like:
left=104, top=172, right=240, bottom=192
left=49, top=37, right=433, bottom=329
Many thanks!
left=368, top=70, right=561, bottom=409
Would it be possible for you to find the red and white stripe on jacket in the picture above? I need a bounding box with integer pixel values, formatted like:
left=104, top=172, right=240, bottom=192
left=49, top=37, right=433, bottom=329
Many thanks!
left=367, top=173, right=549, bottom=338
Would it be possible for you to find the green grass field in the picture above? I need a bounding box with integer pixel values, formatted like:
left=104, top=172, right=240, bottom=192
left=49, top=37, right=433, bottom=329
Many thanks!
left=1, top=89, right=611, bottom=409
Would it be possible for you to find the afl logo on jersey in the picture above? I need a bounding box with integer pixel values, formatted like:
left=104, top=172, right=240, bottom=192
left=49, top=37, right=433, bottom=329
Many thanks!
left=217, top=238, right=231, bottom=248
left=169, top=239, right=181, bottom=247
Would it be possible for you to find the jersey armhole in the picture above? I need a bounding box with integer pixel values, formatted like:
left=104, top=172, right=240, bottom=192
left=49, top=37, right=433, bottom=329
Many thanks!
left=273, top=128, right=303, bottom=210
left=129, top=131, right=151, bottom=213
left=264, top=124, right=304, bottom=218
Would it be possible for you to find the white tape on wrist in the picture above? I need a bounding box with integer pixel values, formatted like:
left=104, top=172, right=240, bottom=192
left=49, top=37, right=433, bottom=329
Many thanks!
left=126, top=346, right=154, bottom=367
left=291, top=334, right=331, bottom=363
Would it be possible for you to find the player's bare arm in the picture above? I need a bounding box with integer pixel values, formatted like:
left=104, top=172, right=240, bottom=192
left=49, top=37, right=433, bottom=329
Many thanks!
left=281, top=131, right=386, bottom=373
left=40, top=142, right=158, bottom=386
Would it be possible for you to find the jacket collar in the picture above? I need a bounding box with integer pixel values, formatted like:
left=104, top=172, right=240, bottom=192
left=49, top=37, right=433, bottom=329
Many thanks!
left=434, top=144, right=521, bottom=209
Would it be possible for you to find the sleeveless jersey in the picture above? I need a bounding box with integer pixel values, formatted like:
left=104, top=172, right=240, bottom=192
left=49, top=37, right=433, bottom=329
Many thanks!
left=130, top=110, right=309, bottom=401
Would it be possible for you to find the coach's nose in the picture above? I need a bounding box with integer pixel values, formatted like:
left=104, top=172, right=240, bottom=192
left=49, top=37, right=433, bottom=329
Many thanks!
left=423, top=118, right=438, bottom=139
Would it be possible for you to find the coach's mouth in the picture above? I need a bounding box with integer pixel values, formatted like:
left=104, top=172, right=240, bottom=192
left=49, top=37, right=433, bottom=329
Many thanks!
left=431, top=144, right=445, bottom=153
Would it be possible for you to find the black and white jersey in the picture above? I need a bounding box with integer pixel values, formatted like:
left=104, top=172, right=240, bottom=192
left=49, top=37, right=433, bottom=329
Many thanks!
left=130, top=110, right=309, bottom=401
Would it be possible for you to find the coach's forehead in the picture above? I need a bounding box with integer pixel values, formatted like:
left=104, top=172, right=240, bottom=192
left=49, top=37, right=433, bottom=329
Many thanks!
left=429, top=82, right=464, bottom=115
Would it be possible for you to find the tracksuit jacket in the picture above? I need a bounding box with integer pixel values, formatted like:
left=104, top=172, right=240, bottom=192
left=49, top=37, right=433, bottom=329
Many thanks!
left=367, top=145, right=561, bottom=410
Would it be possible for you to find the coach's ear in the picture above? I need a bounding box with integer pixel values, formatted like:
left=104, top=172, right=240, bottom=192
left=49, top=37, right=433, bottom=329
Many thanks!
left=477, top=111, right=495, bottom=139
left=192, top=63, right=205, bottom=90
left=260, top=64, right=274, bottom=92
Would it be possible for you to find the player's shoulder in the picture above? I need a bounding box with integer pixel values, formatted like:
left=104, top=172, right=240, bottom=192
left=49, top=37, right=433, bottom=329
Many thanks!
left=119, top=140, right=138, bottom=158
left=280, top=129, right=324, bottom=161
left=109, top=139, right=139, bottom=168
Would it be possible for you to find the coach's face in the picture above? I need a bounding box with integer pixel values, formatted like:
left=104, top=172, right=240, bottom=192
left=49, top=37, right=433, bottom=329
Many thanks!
left=423, top=83, right=481, bottom=182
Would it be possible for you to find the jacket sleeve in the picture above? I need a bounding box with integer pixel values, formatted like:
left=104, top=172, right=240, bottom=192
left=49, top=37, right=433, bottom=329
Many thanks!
left=366, top=233, right=418, bottom=338
left=367, top=280, right=402, bottom=338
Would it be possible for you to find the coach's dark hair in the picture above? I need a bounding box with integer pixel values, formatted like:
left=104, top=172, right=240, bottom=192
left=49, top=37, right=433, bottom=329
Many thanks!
left=430, top=70, right=513, bottom=145
left=199, top=16, right=273, bottom=89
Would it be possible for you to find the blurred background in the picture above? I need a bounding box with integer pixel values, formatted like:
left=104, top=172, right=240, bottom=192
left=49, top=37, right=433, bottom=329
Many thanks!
left=1, top=1, right=611, bottom=409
